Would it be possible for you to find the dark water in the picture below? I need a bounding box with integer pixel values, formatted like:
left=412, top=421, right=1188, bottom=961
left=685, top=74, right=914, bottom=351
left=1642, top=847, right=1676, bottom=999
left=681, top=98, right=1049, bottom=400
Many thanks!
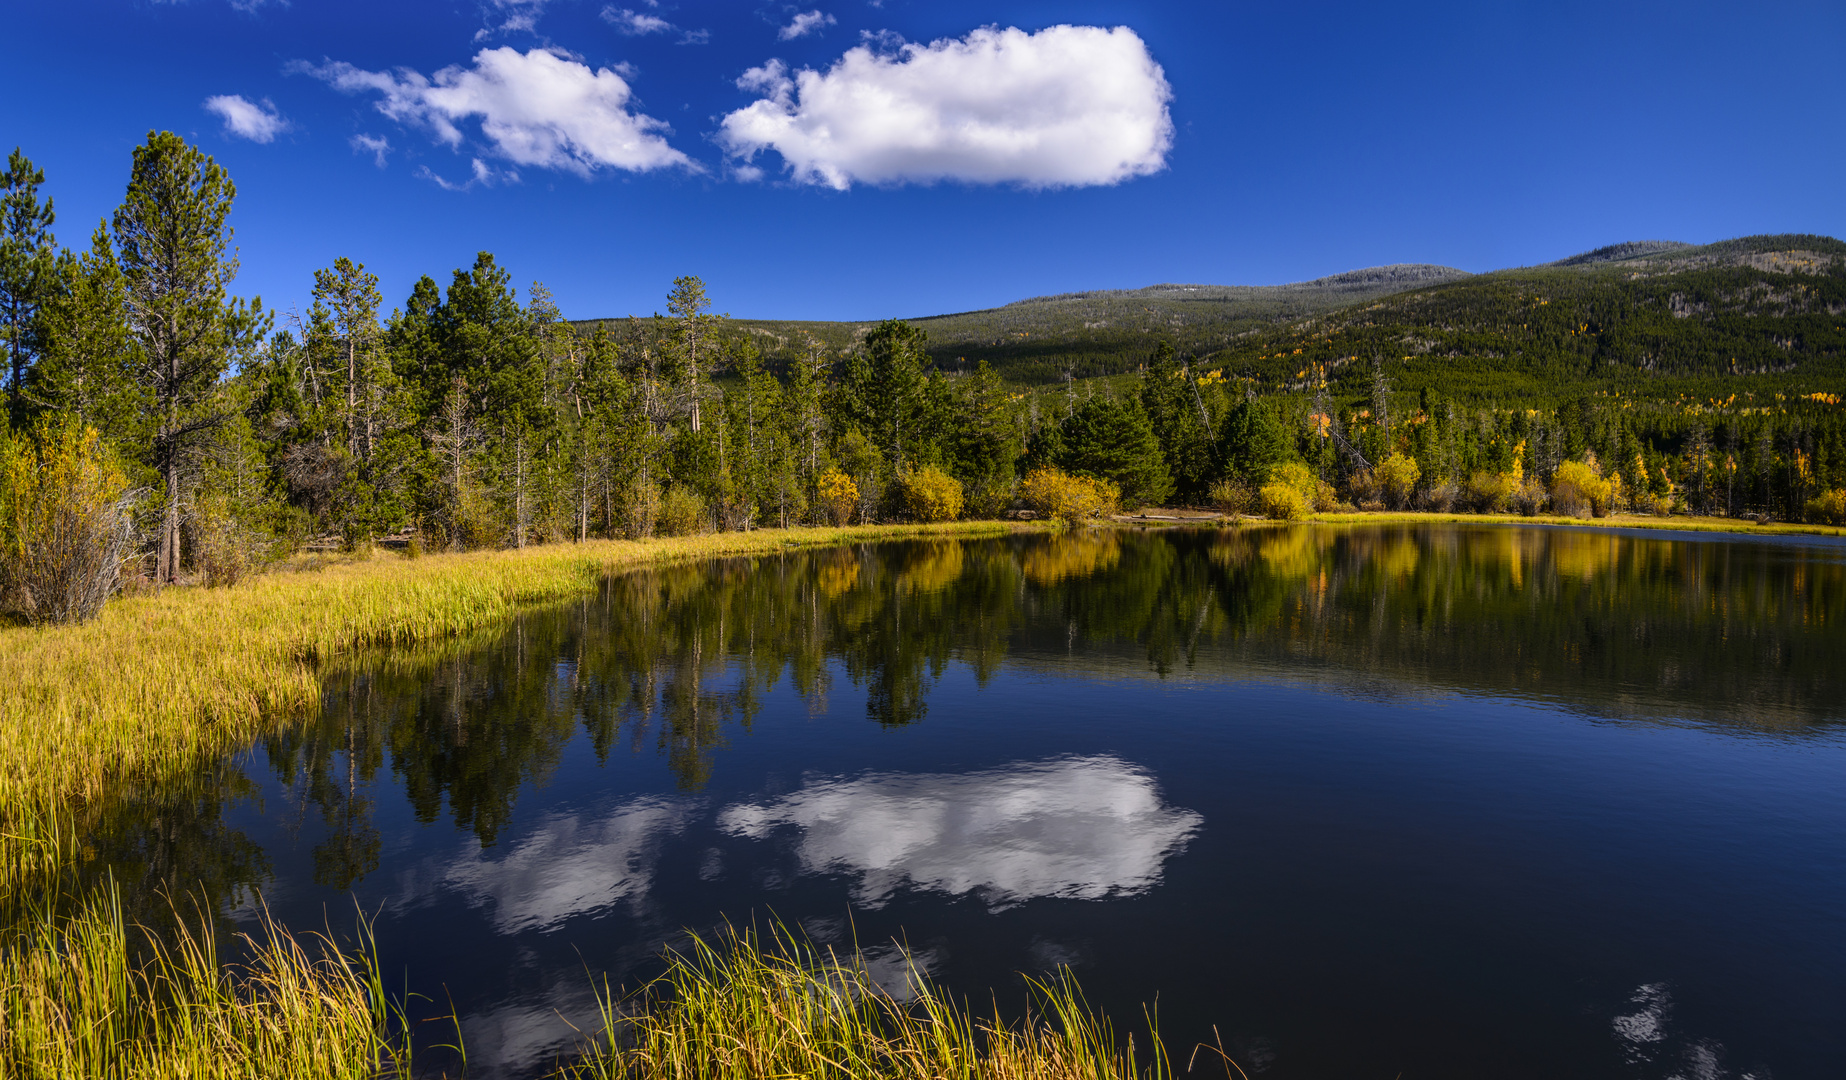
left=96, top=525, right=1846, bottom=1078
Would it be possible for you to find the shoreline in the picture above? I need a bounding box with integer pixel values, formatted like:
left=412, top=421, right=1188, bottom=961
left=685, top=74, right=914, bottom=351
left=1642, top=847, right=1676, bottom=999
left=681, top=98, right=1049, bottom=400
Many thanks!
left=0, top=520, right=1045, bottom=831
left=1112, top=508, right=1846, bottom=539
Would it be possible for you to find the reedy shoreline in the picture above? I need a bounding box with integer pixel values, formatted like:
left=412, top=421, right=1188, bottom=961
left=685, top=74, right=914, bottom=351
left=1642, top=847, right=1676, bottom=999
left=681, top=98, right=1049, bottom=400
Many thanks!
left=0, top=521, right=1035, bottom=850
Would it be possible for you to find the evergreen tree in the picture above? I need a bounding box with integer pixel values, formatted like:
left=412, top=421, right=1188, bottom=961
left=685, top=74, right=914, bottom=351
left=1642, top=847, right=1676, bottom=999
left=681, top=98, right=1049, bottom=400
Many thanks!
left=33, top=222, right=144, bottom=450
left=1139, top=341, right=1216, bottom=499
left=785, top=333, right=831, bottom=509
left=1220, top=397, right=1291, bottom=485
left=665, top=275, right=720, bottom=433
left=949, top=359, right=1022, bottom=498
left=1, top=149, right=57, bottom=427
left=113, top=132, right=268, bottom=581
left=1056, top=394, right=1171, bottom=509
left=841, top=319, right=931, bottom=471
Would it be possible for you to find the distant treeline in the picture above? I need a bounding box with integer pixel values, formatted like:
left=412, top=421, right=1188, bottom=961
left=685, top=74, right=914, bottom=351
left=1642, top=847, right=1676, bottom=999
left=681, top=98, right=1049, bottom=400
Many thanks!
left=2, top=134, right=1845, bottom=624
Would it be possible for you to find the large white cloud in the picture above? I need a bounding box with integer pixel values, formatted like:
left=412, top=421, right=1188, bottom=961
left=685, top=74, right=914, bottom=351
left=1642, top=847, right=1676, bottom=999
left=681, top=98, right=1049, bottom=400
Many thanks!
left=718, top=756, right=1200, bottom=909
left=718, top=24, right=1173, bottom=190
left=204, top=94, right=288, bottom=143
left=295, top=47, right=691, bottom=176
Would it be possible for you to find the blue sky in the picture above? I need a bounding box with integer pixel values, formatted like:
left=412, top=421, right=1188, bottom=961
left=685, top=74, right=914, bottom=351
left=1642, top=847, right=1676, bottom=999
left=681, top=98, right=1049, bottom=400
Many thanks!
left=4, top=0, right=1843, bottom=322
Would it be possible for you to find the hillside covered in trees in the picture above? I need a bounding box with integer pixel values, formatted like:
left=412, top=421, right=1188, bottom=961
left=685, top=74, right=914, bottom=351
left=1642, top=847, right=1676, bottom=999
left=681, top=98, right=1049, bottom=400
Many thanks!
left=2, top=133, right=1844, bottom=626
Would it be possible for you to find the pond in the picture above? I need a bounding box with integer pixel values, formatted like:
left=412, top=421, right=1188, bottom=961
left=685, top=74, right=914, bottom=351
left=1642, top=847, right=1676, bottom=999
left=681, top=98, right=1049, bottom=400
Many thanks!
left=92, top=525, right=1846, bottom=1078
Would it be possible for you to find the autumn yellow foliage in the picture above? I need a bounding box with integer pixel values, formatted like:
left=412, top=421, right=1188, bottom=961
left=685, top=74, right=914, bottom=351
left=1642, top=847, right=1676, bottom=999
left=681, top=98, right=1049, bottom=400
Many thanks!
left=895, top=465, right=964, bottom=523
left=1020, top=467, right=1119, bottom=524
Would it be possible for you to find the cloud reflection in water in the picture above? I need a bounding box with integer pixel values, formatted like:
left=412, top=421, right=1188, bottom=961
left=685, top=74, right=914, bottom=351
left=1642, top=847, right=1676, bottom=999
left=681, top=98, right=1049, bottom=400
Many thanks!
left=718, top=756, right=1201, bottom=909
left=399, top=796, right=696, bottom=933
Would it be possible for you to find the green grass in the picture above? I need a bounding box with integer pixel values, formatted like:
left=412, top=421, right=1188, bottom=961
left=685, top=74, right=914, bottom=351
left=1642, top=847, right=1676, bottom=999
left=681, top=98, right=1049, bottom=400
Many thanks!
left=564, top=922, right=1169, bottom=1080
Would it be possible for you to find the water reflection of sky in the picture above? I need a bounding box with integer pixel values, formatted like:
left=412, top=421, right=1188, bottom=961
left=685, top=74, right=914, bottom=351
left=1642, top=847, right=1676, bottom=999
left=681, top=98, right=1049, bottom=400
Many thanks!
left=719, top=756, right=1201, bottom=909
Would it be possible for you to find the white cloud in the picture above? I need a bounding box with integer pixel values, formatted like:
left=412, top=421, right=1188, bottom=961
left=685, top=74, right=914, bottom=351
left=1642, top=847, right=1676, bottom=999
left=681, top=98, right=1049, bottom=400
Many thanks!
left=295, top=47, right=692, bottom=176
left=349, top=133, right=391, bottom=167
left=778, top=10, right=835, bottom=40
left=602, top=5, right=671, bottom=34
left=416, top=157, right=519, bottom=191
left=392, top=797, right=695, bottom=932
left=474, top=0, right=564, bottom=39
left=601, top=6, right=707, bottom=44
left=718, top=756, right=1200, bottom=910
left=718, top=24, right=1173, bottom=190
left=203, top=94, right=288, bottom=143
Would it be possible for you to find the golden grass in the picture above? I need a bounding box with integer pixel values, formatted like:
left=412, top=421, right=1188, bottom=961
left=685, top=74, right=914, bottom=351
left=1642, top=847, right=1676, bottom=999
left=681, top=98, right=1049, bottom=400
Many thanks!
left=1, top=823, right=408, bottom=1080
left=0, top=522, right=1035, bottom=879
left=564, top=923, right=1169, bottom=1080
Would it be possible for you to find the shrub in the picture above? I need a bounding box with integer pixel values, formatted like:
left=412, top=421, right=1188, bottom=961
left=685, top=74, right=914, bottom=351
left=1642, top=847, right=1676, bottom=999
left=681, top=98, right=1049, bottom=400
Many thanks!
left=1550, top=460, right=1614, bottom=519
left=1207, top=478, right=1255, bottom=517
left=656, top=486, right=710, bottom=537
left=1419, top=480, right=1459, bottom=513
left=1259, top=482, right=1309, bottom=520
left=896, top=466, right=964, bottom=523
left=1463, top=470, right=1517, bottom=513
left=1020, top=466, right=1119, bottom=524
left=1639, top=492, right=1675, bottom=517
left=1806, top=488, right=1846, bottom=525
left=1512, top=477, right=1548, bottom=517
left=190, top=492, right=277, bottom=587
left=1375, top=452, right=1421, bottom=509
left=0, top=419, right=136, bottom=625
left=1268, top=462, right=1337, bottom=512
left=817, top=468, right=858, bottom=525
left=961, top=478, right=1015, bottom=520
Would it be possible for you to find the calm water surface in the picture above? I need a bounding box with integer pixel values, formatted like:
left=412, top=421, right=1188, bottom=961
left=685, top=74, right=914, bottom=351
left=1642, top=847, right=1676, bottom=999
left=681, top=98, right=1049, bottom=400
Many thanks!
left=95, top=525, right=1846, bottom=1078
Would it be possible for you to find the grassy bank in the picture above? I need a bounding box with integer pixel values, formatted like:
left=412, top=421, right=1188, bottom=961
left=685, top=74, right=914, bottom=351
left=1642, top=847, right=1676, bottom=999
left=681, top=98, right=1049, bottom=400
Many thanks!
left=0, top=521, right=1034, bottom=850
left=1118, top=508, right=1846, bottom=539
left=565, top=924, right=1167, bottom=1080
left=1, top=880, right=407, bottom=1079
left=1301, top=510, right=1846, bottom=538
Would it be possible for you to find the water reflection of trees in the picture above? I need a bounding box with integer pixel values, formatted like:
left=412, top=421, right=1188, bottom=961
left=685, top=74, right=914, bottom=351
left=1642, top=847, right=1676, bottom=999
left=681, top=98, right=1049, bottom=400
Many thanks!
left=264, top=525, right=1843, bottom=889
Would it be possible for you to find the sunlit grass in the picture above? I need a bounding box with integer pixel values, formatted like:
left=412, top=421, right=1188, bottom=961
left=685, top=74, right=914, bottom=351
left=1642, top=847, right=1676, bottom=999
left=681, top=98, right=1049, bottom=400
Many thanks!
left=0, top=818, right=409, bottom=1080
left=0, top=523, right=1030, bottom=850
left=1296, top=511, right=1846, bottom=537
left=564, top=922, right=1170, bottom=1080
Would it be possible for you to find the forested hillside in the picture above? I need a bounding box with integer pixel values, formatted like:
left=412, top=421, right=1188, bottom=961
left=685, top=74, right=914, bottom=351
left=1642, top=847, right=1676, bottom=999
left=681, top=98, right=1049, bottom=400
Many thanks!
left=695, top=263, right=1473, bottom=383
left=1206, top=234, right=1846, bottom=405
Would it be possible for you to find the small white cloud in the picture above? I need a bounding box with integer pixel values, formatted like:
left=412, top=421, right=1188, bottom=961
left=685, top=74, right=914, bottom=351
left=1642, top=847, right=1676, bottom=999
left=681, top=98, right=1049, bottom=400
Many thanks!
left=778, top=10, right=835, bottom=40
left=204, top=94, right=288, bottom=143
left=349, top=133, right=391, bottom=167
left=718, top=24, right=1173, bottom=190
left=476, top=0, right=552, bottom=39
left=602, top=5, right=671, bottom=34
left=416, top=157, right=518, bottom=191
left=295, top=47, right=693, bottom=177
left=600, top=7, right=706, bottom=44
